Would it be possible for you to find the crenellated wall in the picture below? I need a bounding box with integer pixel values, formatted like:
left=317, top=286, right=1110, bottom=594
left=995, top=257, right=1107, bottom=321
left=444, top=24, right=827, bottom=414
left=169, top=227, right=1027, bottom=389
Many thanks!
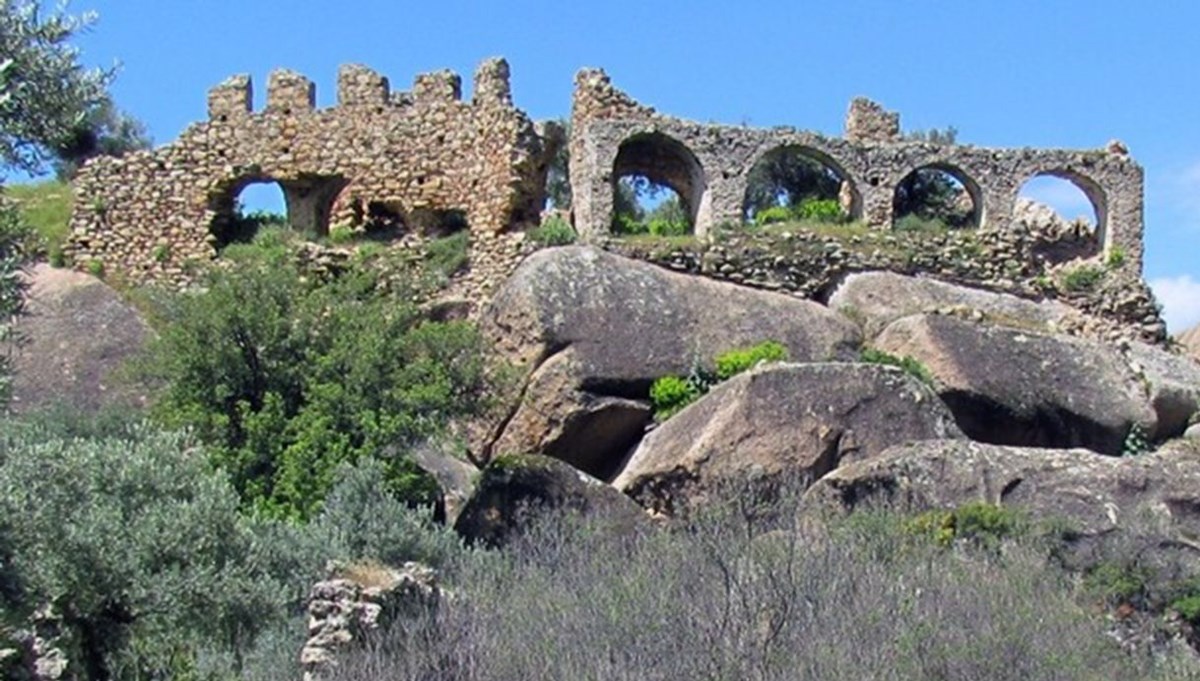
left=66, top=58, right=554, bottom=284
left=569, top=68, right=1146, bottom=273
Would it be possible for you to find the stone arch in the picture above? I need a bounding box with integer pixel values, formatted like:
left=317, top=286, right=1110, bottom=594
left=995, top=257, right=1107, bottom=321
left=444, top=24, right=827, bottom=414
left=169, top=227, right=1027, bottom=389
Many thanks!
left=742, top=143, right=861, bottom=221
left=611, top=131, right=708, bottom=231
left=892, top=162, right=984, bottom=229
left=1018, top=168, right=1108, bottom=247
left=209, top=170, right=350, bottom=248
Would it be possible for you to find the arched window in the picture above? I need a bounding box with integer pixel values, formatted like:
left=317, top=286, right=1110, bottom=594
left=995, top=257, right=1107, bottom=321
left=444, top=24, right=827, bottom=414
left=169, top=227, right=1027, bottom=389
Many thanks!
left=1016, top=172, right=1104, bottom=261
left=892, top=164, right=982, bottom=231
left=743, top=145, right=858, bottom=225
left=611, top=132, right=705, bottom=236
left=209, top=173, right=348, bottom=249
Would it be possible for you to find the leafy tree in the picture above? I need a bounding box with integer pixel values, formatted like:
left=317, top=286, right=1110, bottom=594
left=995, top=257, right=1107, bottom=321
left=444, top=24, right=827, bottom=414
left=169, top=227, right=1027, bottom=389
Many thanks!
left=544, top=118, right=571, bottom=210
left=0, top=423, right=290, bottom=679
left=52, top=95, right=152, bottom=180
left=0, top=1, right=112, bottom=173
left=144, top=233, right=491, bottom=519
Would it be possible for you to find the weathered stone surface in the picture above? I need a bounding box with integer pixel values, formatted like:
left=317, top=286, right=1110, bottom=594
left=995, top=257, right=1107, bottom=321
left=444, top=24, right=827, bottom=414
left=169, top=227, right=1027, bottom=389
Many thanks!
left=874, top=314, right=1155, bottom=455
left=1179, top=324, right=1200, bottom=362
left=827, top=270, right=1074, bottom=339
left=480, top=246, right=862, bottom=474
left=11, top=264, right=153, bottom=415
left=613, top=362, right=963, bottom=514
left=67, top=59, right=556, bottom=286
left=407, top=440, right=481, bottom=525
left=453, top=454, right=647, bottom=547
left=570, top=68, right=1146, bottom=272
left=301, top=561, right=441, bottom=681
left=805, top=439, right=1200, bottom=547
left=1127, top=342, right=1200, bottom=440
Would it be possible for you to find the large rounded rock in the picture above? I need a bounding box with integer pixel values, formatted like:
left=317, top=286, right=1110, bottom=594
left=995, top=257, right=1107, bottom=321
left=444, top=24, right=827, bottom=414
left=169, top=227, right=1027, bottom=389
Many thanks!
left=479, top=246, right=862, bottom=476
left=1127, top=342, right=1200, bottom=440
left=612, top=362, right=963, bottom=514
left=874, top=314, right=1155, bottom=455
left=453, top=454, right=647, bottom=547
left=827, top=270, right=1073, bottom=340
left=11, top=264, right=153, bottom=414
left=805, top=438, right=1200, bottom=546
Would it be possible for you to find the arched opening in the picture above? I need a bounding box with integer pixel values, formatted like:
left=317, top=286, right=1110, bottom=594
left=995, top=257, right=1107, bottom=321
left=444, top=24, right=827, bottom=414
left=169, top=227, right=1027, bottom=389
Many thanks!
left=209, top=173, right=349, bottom=249
left=892, top=164, right=982, bottom=231
left=1017, top=173, right=1104, bottom=262
left=611, top=132, right=705, bottom=236
left=211, top=179, right=287, bottom=249
left=743, top=145, right=858, bottom=225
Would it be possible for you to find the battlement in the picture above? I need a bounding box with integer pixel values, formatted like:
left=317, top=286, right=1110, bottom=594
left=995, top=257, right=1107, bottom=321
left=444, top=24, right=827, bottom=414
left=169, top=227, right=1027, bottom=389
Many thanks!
left=69, top=58, right=553, bottom=286
left=338, top=64, right=390, bottom=107
left=206, top=74, right=252, bottom=121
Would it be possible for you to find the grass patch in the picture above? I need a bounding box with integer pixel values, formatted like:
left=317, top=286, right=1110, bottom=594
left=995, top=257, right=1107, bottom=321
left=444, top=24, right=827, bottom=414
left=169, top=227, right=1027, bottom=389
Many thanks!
left=860, top=347, right=934, bottom=386
left=6, top=180, right=72, bottom=264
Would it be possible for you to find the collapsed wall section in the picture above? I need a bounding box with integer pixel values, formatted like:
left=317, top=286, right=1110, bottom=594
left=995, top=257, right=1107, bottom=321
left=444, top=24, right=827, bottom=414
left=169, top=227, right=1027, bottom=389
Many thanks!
left=570, top=69, right=1145, bottom=273
left=66, top=58, right=551, bottom=284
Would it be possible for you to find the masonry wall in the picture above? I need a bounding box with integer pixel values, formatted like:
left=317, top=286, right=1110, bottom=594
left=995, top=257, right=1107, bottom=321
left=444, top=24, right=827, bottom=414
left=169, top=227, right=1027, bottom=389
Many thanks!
left=569, top=69, right=1146, bottom=273
left=66, top=58, right=552, bottom=284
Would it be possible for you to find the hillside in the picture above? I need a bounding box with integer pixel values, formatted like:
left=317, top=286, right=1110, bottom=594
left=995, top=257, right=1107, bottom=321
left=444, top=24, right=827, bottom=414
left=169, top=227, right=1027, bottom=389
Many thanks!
left=5, top=180, right=72, bottom=264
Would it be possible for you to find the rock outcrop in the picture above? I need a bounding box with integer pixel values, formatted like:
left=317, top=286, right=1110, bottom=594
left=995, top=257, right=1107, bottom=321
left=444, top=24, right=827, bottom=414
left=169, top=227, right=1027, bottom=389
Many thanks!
left=613, top=362, right=963, bottom=514
left=805, top=438, right=1200, bottom=557
left=454, top=453, right=648, bottom=547
left=874, top=314, right=1156, bottom=454
left=479, top=246, right=861, bottom=477
left=827, top=270, right=1074, bottom=340
left=301, top=561, right=441, bottom=681
left=10, top=264, right=153, bottom=415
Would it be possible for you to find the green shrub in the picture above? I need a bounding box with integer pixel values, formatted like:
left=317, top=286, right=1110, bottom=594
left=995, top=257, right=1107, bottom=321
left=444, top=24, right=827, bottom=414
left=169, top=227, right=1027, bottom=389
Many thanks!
left=906, top=503, right=1025, bottom=549
left=424, top=231, right=470, bottom=279
left=0, top=424, right=289, bottom=678
left=860, top=347, right=934, bottom=386
left=650, top=375, right=701, bottom=421
left=1122, top=423, right=1151, bottom=457
left=753, top=204, right=793, bottom=226
left=647, top=216, right=689, bottom=237
left=151, top=243, right=170, bottom=263
left=611, top=212, right=646, bottom=235
left=142, top=244, right=490, bottom=519
left=649, top=342, right=787, bottom=421
left=714, top=340, right=788, bottom=381
left=1106, top=246, right=1127, bottom=269
left=894, top=214, right=950, bottom=232
left=328, top=224, right=356, bottom=245
left=85, top=258, right=104, bottom=277
left=794, top=197, right=846, bottom=223
left=1062, top=264, right=1104, bottom=292
left=528, top=214, right=577, bottom=247
left=1084, top=561, right=1150, bottom=606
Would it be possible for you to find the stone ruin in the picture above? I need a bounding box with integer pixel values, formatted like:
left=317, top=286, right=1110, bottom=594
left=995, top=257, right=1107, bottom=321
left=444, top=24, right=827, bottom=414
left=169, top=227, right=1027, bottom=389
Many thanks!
left=569, top=68, right=1146, bottom=272
left=65, top=57, right=1148, bottom=285
left=65, top=58, right=555, bottom=284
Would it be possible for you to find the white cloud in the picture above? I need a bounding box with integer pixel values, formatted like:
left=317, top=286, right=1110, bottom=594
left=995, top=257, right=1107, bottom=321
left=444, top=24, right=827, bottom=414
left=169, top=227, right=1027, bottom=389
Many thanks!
left=1150, top=275, right=1200, bottom=334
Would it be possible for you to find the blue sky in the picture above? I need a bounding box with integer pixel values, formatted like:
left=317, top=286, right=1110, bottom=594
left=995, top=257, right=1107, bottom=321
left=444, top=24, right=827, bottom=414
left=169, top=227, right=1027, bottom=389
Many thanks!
left=50, top=0, right=1200, bottom=330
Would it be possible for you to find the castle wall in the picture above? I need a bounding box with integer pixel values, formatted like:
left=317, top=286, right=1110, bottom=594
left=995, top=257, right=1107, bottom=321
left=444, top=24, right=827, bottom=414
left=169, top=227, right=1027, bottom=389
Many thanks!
left=66, top=58, right=551, bottom=284
left=569, top=69, right=1145, bottom=273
